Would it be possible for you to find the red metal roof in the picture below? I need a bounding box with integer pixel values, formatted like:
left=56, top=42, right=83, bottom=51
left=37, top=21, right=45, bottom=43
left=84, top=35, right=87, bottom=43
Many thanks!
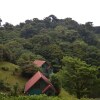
left=33, top=60, right=46, bottom=67
left=24, top=71, right=55, bottom=93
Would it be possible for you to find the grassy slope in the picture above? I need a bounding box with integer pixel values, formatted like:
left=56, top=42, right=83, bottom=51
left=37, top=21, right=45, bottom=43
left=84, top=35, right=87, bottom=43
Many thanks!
left=59, top=89, right=99, bottom=100
left=0, top=62, right=27, bottom=90
left=0, top=62, right=99, bottom=100
left=59, top=88, right=77, bottom=100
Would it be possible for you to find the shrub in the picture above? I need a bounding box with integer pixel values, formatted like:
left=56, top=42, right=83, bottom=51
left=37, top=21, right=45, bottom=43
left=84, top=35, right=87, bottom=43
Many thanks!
left=21, top=64, right=39, bottom=78
left=50, top=74, right=62, bottom=95
left=0, top=80, right=11, bottom=92
left=1, top=67, right=9, bottom=71
left=0, top=80, right=5, bottom=89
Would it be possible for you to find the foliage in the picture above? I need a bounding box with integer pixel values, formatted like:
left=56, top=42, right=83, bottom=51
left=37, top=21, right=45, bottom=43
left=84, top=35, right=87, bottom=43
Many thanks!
left=50, top=74, right=62, bottom=95
left=59, top=56, right=97, bottom=99
left=0, top=15, right=100, bottom=98
left=17, top=51, right=43, bottom=66
left=0, top=62, right=27, bottom=92
left=11, top=83, right=19, bottom=96
left=0, top=80, right=11, bottom=91
left=0, top=92, right=98, bottom=100
left=21, top=63, right=39, bottom=78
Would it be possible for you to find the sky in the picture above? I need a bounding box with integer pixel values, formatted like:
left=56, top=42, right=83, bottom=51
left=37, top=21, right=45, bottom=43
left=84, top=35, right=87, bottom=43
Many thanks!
left=0, top=0, right=100, bottom=26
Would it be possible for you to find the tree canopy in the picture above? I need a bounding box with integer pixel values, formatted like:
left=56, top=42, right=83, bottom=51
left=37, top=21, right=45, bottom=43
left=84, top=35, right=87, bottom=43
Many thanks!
left=0, top=15, right=100, bottom=98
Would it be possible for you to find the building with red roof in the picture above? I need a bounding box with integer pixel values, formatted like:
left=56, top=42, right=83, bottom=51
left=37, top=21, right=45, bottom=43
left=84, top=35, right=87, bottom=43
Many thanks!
left=24, top=71, right=56, bottom=95
left=33, top=60, right=53, bottom=77
left=33, top=60, right=46, bottom=68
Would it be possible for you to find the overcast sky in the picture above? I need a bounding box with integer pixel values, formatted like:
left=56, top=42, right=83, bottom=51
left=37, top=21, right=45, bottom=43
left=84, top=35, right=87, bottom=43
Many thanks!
left=0, top=0, right=100, bottom=26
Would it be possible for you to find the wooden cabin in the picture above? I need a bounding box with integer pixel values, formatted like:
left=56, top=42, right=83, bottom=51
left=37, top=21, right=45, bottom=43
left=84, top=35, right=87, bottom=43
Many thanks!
left=33, top=60, right=53, bottom=77
left=24, top=71, right=56, bottom=95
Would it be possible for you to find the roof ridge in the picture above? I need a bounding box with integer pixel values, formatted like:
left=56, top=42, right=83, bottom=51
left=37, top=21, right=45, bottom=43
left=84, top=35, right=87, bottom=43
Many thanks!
left=38, top=71, right=42, bottom=77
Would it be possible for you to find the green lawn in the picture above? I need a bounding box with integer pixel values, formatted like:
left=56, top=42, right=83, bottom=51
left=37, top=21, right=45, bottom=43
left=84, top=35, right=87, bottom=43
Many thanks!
left=0, top=61, right=27, bottom=90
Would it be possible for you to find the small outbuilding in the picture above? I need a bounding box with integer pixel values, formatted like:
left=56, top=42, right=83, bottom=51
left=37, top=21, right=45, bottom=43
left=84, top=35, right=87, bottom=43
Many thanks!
left=33, top=60, right=53, bottom=77
left=24, top=71, right=56, bottom=96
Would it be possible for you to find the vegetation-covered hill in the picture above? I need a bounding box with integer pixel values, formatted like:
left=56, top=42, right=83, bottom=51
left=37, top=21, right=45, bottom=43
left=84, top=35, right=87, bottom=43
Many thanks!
left=0, top=15, right=100, bottom=99
left=0, top=62, right=27, bottom=93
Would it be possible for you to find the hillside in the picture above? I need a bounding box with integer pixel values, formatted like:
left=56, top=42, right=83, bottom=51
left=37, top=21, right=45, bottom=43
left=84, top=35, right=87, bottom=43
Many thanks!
left=0, top=62, right=27, bottom=92
left=0, top=15, right=100, bottom=98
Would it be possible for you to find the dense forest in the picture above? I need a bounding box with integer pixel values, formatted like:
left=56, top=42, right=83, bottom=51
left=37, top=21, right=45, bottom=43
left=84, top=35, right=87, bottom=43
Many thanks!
left=0, top=15, right=100, bottom=99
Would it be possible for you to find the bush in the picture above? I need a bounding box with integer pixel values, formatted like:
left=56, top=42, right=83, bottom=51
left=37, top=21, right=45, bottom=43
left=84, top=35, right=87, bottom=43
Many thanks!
left=21, top=64, right=39, bottom=78
left=10, top=83, right=19, bottom=96
left=0, top=80, right=11, bottom=92
left=1, top=67, right=9, bottom=71
left=50, top=74, right=62, bottom=95
left=15, top=68, right=19, bottom=72
left=0, top=80, right=5, bottom=90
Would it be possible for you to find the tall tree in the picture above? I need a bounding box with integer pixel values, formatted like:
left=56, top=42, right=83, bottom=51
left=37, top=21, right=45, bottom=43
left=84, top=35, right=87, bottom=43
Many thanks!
left=60, top=56, right=97, bottom=99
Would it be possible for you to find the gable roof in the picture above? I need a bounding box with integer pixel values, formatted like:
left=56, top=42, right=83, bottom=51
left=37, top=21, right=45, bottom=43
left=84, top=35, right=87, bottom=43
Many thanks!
left=33, top=60, right=46, bottom=67
left=24, top=71, right=55, bottom=93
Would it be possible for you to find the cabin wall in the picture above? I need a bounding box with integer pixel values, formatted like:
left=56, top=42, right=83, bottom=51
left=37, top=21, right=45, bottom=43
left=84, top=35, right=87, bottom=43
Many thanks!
left=28, top=79, right=47, bottom=95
